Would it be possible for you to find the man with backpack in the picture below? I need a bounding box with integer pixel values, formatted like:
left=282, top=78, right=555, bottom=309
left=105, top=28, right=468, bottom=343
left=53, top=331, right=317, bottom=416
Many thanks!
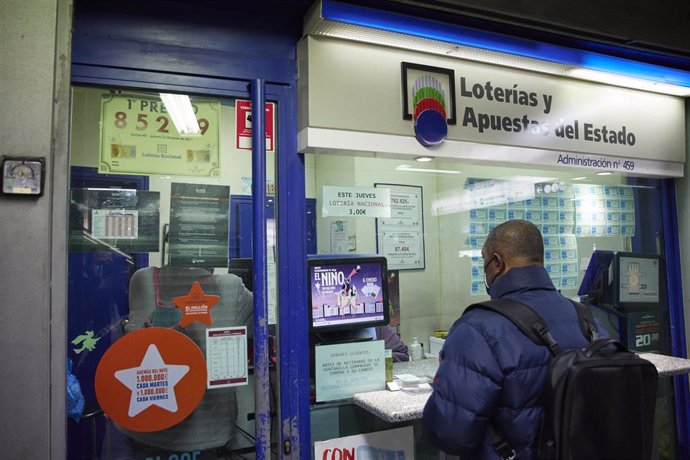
left=423, top=219, right=623, bottom=459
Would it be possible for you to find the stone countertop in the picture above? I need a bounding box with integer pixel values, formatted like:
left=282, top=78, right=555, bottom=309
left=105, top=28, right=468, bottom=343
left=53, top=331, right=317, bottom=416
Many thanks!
left=639, top=353, right=690, bottom=377
left=353, top=352, right=690, bottom=424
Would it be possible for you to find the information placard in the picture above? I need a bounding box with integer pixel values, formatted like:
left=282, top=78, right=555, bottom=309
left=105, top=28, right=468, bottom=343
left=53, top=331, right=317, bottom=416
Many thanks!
left=206, top=326, right=248, bottom=389
left=168, top=183, right=230, bottom=267
left=235, top=100, right=275, bottom=152
left=322, top=186, right=391, bottom=218
left=100, top=94, right=220, bottom=177
left=315, top=340, right=385, bottom=402
left=375, top=184, right=425, bottom=270
left=627, top=311, right=663, bottom=353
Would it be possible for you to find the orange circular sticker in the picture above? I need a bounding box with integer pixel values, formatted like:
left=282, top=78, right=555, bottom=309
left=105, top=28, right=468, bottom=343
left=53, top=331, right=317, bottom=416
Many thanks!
left=95, top=327, right=206, bottom=432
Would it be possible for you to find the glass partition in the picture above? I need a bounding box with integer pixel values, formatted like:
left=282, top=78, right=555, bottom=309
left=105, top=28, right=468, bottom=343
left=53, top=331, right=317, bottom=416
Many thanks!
left=67, top=86, right=279, bottom=459
left=306, top=153, right=676, bottom=459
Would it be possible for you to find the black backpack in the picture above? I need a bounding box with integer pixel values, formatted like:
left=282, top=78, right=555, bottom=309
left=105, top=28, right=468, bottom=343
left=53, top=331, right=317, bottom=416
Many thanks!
left=467, top=298, right=658, bottom=460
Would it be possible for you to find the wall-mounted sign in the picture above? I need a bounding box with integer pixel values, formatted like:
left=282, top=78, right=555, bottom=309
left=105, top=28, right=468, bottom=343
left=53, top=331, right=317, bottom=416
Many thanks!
left=235, top=100, right=275, bottom=152
left=299, top=38, right=686, bottom=176
left=401, top=62, right=457, bottom=147
left=95, top=328, right=207, bottom=432
left=100, top=94, right=220, bottom=177
left=322, top=186, right=391, bottom=218
left=315, top=340, right=385, bottom=402
left=375, top=183, right=425, bottom=270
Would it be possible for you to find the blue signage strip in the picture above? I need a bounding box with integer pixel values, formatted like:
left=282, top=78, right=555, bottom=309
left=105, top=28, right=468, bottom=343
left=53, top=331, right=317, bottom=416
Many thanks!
left=321, top=0, right=690, bottom=89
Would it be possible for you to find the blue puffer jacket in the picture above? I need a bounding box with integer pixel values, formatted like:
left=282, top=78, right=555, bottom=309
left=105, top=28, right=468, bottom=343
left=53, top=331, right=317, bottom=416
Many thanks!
left=423, top=265, right=605, bottom=459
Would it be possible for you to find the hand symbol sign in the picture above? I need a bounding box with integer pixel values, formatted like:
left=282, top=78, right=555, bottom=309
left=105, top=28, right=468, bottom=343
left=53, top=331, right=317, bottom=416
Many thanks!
left=628, top=262, right=641, bottom=294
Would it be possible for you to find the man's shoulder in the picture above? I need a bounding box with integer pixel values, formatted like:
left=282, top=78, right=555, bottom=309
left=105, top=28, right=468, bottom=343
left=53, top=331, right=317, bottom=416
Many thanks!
left=450, top=305, right=516, bottom=338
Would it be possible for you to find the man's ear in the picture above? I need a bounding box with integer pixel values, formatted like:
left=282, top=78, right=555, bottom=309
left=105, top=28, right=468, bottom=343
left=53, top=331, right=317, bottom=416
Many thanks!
left=494, top=253, right=506, bottom=273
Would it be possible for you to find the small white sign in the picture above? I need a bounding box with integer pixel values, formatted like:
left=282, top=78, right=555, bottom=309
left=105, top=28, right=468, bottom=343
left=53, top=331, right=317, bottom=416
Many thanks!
left=376, top=184, right=425, bottom=270
left=315, top=340, right=385, bottom=402
left=205, top=326, right=248, bottom=389
left=322, top=186, right=391, bottom=218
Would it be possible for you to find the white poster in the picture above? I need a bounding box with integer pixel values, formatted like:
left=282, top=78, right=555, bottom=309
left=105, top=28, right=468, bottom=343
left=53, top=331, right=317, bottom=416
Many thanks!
left=315, top=340, right=385, bottom=402
left=375, top=184, right=425, bottom=270
left=322, top=186, right=391, bottom=218
left=205, top=326, right=248, bottom=389
left=330, top=220, right=349, bottom=253
left=314, top=426, right=415, bottom=460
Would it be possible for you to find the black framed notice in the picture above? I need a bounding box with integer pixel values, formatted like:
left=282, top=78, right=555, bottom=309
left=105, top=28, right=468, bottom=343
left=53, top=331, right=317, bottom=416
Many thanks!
left=168, top=182, right=230, bottom=267
left=374, top=183, right=425, bottom=270
left=68, top=188, right=160, bottom=253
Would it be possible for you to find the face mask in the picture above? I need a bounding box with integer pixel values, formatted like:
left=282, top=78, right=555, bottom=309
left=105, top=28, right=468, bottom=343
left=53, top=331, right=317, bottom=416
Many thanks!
left=483, top=255, right=496, bottom=295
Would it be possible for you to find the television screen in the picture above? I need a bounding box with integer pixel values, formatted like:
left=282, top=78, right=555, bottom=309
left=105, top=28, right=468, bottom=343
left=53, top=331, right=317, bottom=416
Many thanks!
left=308, top=255, right=389, bottom=332
left=614, top=253, right=661, bottom=307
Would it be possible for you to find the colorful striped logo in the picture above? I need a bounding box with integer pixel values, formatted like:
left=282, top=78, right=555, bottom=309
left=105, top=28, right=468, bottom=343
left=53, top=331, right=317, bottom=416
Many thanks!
left=412, top=75, right=448, bottom=146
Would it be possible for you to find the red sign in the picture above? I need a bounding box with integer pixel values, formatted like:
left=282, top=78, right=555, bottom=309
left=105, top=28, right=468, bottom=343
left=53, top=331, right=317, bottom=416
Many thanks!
left=95, top=328, right=207, bottom=432
left=235, top=100, right=275, bottom=152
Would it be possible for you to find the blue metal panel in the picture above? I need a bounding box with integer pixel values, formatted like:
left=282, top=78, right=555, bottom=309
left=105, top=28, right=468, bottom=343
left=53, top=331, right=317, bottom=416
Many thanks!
left=229, top=196, right=259, bottom=259
left=72, top=1, right=308, bottom=84
left=251, top=79, right=271, bottom=459
left=230, top=196, right=316, bottom=259
left=274, top=82, right=311, bottom=459
left=660, top=179, right=690, bottom=457
left=628, top=177, right=661, bottom=255
left=322, top=0, right=690, bottom=88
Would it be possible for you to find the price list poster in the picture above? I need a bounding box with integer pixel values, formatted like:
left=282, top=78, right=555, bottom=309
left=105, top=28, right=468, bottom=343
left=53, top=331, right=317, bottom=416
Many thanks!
left=375, top=184, right=425, bottom=270
left=206, top=327, right=248, bottom=388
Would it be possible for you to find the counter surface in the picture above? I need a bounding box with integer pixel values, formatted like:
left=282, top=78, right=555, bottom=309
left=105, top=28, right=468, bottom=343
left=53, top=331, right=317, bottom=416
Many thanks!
left=353, top=352, right=690, bottom=423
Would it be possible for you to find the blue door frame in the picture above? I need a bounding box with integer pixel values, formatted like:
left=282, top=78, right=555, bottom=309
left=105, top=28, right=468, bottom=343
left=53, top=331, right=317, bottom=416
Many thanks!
left=70, top=68, right=310, bottom=458
left=660, top=179, right=690, bottom=456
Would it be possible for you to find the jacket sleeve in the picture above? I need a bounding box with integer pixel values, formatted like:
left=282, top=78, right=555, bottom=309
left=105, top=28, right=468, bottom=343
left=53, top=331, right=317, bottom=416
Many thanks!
left=422, top=318, right=503, bottom=455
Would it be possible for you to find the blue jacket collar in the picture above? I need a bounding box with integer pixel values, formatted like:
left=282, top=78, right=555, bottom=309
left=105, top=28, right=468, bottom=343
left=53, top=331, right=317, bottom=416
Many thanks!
left=489, top=265, right=556, bottom=299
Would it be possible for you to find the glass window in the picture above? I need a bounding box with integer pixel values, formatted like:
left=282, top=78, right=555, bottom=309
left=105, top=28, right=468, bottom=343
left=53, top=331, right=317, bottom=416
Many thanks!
left=306, top=153, right=675, bottom=458
left=67, top=86, right=279, bottom=459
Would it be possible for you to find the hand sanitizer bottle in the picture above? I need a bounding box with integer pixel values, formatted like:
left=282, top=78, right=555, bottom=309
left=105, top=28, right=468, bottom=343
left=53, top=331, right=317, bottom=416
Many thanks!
left=410, top=337, right=422, bottom=361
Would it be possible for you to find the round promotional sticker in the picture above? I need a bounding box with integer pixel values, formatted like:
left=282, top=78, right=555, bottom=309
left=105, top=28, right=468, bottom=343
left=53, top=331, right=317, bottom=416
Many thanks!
left=95, top=327, right=206, bottom=432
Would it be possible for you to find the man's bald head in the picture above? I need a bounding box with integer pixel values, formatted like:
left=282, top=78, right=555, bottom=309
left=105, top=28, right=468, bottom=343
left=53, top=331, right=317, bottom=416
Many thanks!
left=483, top=219, right=544, bottom=267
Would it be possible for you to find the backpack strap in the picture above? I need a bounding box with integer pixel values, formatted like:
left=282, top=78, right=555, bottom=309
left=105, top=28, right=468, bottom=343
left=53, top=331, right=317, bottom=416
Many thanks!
left=570, top=299, right=599, bottom=342
left=467, top=298, right=599, bottom=353
left=467, top=298, right=562, bottom=355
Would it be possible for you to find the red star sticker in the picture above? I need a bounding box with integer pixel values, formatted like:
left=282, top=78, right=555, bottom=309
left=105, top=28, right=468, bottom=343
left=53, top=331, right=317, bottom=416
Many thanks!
left=172, top=281, right=220, bottom=328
